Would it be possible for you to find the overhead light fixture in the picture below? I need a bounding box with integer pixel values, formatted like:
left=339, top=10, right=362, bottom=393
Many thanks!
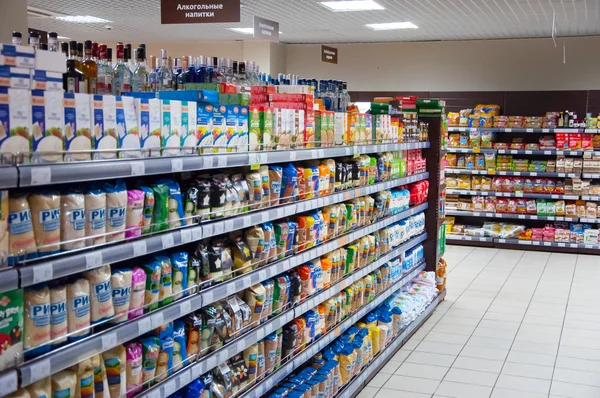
left=320, top=1, right=384, bottom=12
left=365, top=22, right=418, bottom=30
left=228, top=27, right=283, bottom=34
left=57, top=35, right=71, bottom=40
left=55, top=15, right=112, bottom=23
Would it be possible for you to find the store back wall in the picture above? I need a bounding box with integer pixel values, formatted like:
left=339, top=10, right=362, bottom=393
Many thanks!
left=285, top=36, right=600, bottom=92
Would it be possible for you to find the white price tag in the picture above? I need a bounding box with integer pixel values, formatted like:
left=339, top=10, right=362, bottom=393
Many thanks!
left=206, top=355, right=216, bottom=370
left=30, top=359, right=51, bottom=382
left=531, top=215, right=538, bottom=219
left=225, top=219, right=234, bottom=231
left=526, top=128, right=534, bottom=132
left=558, top=173, right=566, bottom=177
left=227, top=283, right=236, bottom=296
left=261, top=212, right=269, bottom=223
left=218, top=350, right=229, bottom=364
left=237, top=340, right=246, bottom=353
left=180, top=300, right=192, bottom=316
left=213, top=222, right=224, bottom=236
left=151, top=312, right=164, bottom=328
left=180, top=369, right=192, bottom=387
left=0, top=373, right=17, bottom=394
left=248, top=153, right=258, bottom=165
left=525, top=150, right=532, bottom=154
left=558, top=243, right=566, bottom=247
left=33, top=263, right=53, bottom=284
left=147, top=389, right=161, bottom=398
left=171, top=158, right=183, bottom=172
left=544, top=242, right=551, bottom=246
left=505, top=128, right=512, bottom=132
left=498, top=239, right=506, bottom=243
left=266, top=377, right=274, bottom=390
left=161, top=234, right=175, bottom=249
left=163, top=379, right=177, bottom=396
left=530, top=172, right=537, bottom=176
left=543, top=128, right=550, bottom=132
left=533, top=241, right=540, bottom=245
left=180, top=229, right=192, bottom=244
left=203, top=290, right=213, bottom=304
left=132, top=240, right=147, bottom=257
left=464, top=236, right=472, bottom=241
left=30, top=167, right=51, bottom=186
left=317, top=150, right=325, bottom=158
left=101, top=332, right=117, bottom=351
left=586, top=244, right=593, bottom=249
left=192, top=227, right=203, bottom=241
left=256, top=327, right=265, bottom=340
left=259, top=270, right=267, bottom=281
left=130, top=161, right=145, bottom=176
left=518, top=215, right=525, bottom=219
left=289, top=151, right=296, bottom=161
left=203, top=156, right=214, bottom=168
left=514, top=172, right=521, bottom=176
left=138, top=317, right=152, bottom=335
left=85, top=252, right=102, bottom=270
left=242, top=216, right=252, bottom=228
left=218, top=156, right=227, bottom=167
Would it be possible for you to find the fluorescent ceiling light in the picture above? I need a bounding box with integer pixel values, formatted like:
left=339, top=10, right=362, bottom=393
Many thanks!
left=228, top=27, right=283, bottom=34
left=365, top=22, right=418, bottom=30
left=57, top=35, right=71, bottom=39
left=320, top=0, right=384, bottom=12
left=55, top=15, right=111, bottom=23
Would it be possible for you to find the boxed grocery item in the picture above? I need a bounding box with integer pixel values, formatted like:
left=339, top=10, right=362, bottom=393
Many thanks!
left=30, top=70, right=62, bottom=91
left=0, top=44, right=34, bottom=69
left=225, top=105, right=239, bottom=153
left=294, top=109, right=305, bottom=149
left=0, top=87, right=31, bottom=163
left=34, top=48, right=66, bottom=73
left=168, top=100, right=182, bottom=156
left=248, top=106, right=273, bottom=151
left=237, top=106, right=248, bottom=152
left=212, top=104, right=227, bottom=153
left=31, top=90, right=64, bottom=163
left=0, top=66, right=30, bottom=89
left=334, top=112, right=346, bottom=146
left=92, top=94, right=118, bottom=160
left=304, top=109, right=315, bottom=148
left=64, top=93, right=92, bottom=162
left=160, top=99, right=180, bottom=156
left=180, top=101, right=197, bottom=154
left=196, top=103, right=214, bottom=153
left=116, top=96, right=140, bottom=158
left=134, top=98, right=161, bottom=157
left=0, top=288, right=23, bottom=371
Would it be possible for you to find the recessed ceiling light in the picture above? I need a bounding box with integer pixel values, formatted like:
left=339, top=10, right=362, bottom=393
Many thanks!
left=55, top=15, right=112, bottom=23
left=320, top=1, right=384, bottom=12
left=228, top=27, right=283, bottom=34
left=365, top=22, right=418, bottom=30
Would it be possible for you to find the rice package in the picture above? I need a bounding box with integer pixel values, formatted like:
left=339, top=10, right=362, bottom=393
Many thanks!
left=140, top=336, right=160, bottom=386
left=142, top=261, right=161, bottom=312
left=83, top=264, right=114, bottom=325
left=109, top=268, right=132, bottom=325
left=103, top=179, right=127, bottom=242
left=102, top=345, right=126, bottom=398
left=125, top=189, right=144, bottom=238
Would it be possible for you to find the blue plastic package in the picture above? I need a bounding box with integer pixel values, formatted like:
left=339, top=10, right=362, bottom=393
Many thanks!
left=173, top=319, right=188, bottom=371
left=157, top=178, right=186, bottom=227
left=170, top=251, right=189, bottom=300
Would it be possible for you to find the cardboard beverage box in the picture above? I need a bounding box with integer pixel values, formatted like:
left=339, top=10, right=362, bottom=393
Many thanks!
left=249, top=106, right=262, bottom=152
left=134, top=98, right=162, bottom=157
left=294, top=109, right=305, bottom=149
left=212, top=104, right=227, bottom=153
left=64, top=93, right=92, bottom=162
left=237, top=106, right=249, bottom=152
left=180, top=101, right=197, bottom=154
left=0, top=44, right=34, bottom=69
left=346, top=112, right=357, bottom=145
left=0, top=88, right=30, bottom=163
left=116, top=96, right=140, bottom=158
left=92, top=94, right=117, bottom=160
left=196, top=103, right=214, bottom=154
left=0, top=66, right=30, bottom=89
left=31, top=70, right=62, bottom=91
left=334, top=112, right=345, bottom=146
left=31, top=89, right=64, bottom=163
left=304, top=109, right=315, bottom=148
left=263, top=107, right=274, bottom=151
left=225, top=105, right=239, bottom=153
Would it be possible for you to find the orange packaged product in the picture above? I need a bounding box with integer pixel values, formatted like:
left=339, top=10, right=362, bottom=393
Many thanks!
left=320, top=257, right=332, bottom=289
left=516, top=199, right=527, bottom=214
left=569, top=133, right=582, bottom=149
left=484, top=197, right=496, bottom=212
left=295, top=166, right=306, bottom=200
left=303, top=167, right=314, bottom=199
left=295, top=216, right=308, bottom=251
left=305, top=216, right=316, bottom=249
left=582, top=134, right=593, bottom=150
left=496, top=198, right=508, bottom=213
left=318, top=164, right=330, bottom=196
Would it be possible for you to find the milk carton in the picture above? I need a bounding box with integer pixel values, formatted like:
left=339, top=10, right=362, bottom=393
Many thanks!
left=0, top=88, right=31, bottom=163
left=31, top=90, right=64, bottom=163
left=92, top=95, right=118, bottom=160
left=116, top=96, right=140, bottom=158
left=64, top=93, right=93, bottom=162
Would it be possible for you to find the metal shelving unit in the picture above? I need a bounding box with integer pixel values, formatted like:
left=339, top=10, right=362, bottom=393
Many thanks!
left=445, top=168, right=579, bottom=178
left=446, top=210, right=578, bottom=222
left=446, top=189, right=579, bottom=200
left=448, top=126, right=585, bottom=133
left=447, top=148, right=583, bottom=156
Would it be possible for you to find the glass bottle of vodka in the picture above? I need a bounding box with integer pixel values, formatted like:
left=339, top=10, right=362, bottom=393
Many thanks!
left=112, top=43, right=132, bottom=95
left=157, top=49, right=174, bottom=90
left=132, top=47, right=150, bottom=92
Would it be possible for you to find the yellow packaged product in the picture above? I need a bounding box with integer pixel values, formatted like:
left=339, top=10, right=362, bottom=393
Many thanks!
left=338, top=345, right=357, bottom=385
left=471, top=176, right=482, bottom=191
left=345, top=245, right=357, bottom=274
left=369, top=325, right=381, bottom=355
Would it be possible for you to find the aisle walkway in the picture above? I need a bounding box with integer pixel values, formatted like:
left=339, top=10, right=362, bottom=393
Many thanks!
left=359, top=246, right=600, bottom=398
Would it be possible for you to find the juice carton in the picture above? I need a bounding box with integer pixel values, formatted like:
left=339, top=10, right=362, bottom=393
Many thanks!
left=92, top=94, right=117, bottom=160
left=212, top=105, right=227, bottom=153
left=249, top=106, right=262, bottom=151
left=31, top=90, right=64, bottom=163
left=0, top=288, right=23, bottom=371
left=294, top=109, right=305, bottom=149
left=64, top=93, right=92, bottom=162
left=196, top=103, right=214, bottom=154
left=272, top=108, right=281, bottom=149
left=0, top=88, right=30, bottom=163
left=116, top=96, right=140, bottom=158
left=365, top=114, right=373, bottom=144
left=334, top=113, right=345, bottom=146
left=315, top=111, right=326, bottom=148
left=304, top=110, right=315, bottom=148
left=237, top=106, right=248, bottom=152
left=225, top=105, right=239, bottom=153
left=134, top=98, right=161, bottom=157
left=326, top=111, right=335, bottom=147
left=181, top=101, right=197, bottom=154
left=263, top=107, right=274, bottom=150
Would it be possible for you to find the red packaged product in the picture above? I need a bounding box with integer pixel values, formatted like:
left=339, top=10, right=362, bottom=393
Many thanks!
left=507, top=198, right=518, bottom=213
left=568, top=133, right=582, bottom=149
left=502, top=178, right=513, bottom=192
left=555, top=180, right=565, bottom=194
left=544, top=179, right=556, bottom=193
left=582, top=134, right=594, bottom=150
left=556, top=133, right=568, bottom=149
left=496, top=198, right=508, bottom=213
left=523, top=178, right=534, bottom=193
left=512, top=177, right=524, bottom=192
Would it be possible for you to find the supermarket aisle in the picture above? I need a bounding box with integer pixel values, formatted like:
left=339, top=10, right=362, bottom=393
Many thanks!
left=359, top=246, right=600, bottom=398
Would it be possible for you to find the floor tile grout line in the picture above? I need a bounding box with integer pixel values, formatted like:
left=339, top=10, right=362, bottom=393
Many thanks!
left=489, top=251, right=559, bottom=396
left=431, top=248, right=526, bottom=398
left=547, top=255, right=577, bottom=396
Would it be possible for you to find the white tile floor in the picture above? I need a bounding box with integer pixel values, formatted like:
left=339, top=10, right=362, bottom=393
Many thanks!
left=357, top=246, right=600, bottom=398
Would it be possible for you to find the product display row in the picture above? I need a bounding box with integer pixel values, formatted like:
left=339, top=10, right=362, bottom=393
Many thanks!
left=5, top=209, right=427, bottom=397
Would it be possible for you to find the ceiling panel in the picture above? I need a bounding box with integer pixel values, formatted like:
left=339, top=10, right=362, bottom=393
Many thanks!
left=27, top=0, right=600, bottom=44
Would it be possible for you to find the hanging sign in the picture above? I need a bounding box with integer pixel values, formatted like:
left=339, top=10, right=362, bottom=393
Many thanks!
left=321, top=45, right=338, bottom=64
left=161, top=0, right=241, bottom=24
left=253, top=16, right=280, bottom=42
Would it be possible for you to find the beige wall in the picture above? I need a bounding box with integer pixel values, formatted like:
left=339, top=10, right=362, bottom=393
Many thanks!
left=285, top=37, right=600, bottom=91
left=269, top=42, right=287, bottom=76
left=0, top=0, right=27, bottom=44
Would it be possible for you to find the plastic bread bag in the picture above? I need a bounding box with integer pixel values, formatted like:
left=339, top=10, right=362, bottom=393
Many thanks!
left=150, top=183, right=169, bottom=232
left=170, top=251, right=189, bottom=300
left=25, top=377, right=51, bottom=398
left=101, top=180, right=127, bottom=242
left=156, top=179, right=186, bottom=228
left=109, top=268, right=132, bottom=325
left=138, top=185, right=154, bottom=234
left=209, top=176, right=228, bottom=220
left=60, top=189, right=85, bottom=251
left=244, top=226, right=265, bottom=266
left=125, top=342, right=143, bottom=397
left=500, top=223, right=525, bottom=239
left=102, top=345, right=126, bottom=398
left=268, top=166, right=283, bottom=206
left=155, top=255, right=173, bottom=307
left=259, top=165, right=270, bottom=208
left=223, top=176, right=237, bottom=217
left=83, top=264, right=115, bottom=325
left=28, top=191, right=60, bottom=257
left=125, top=189, right=145, bottom=238
left=50, top=370, right=77, bottom=398
left=245, top=283, right=266, bottom=325
left=482, top=222, right=502, bottom=238
left=172, top=319, right=188, bottom=372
